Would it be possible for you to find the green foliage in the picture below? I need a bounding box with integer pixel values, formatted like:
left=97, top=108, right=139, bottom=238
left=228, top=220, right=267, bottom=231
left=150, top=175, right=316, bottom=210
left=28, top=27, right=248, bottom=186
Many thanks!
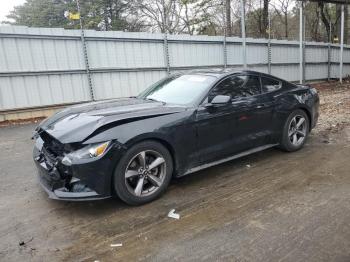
left=5, top=0, right=71, bottom=28
left=5, top=0, right=131, bottom=31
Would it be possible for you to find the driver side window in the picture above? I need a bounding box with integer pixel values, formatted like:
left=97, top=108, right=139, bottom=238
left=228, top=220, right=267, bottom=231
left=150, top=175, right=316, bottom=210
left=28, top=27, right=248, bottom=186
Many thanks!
left=208, top=75, right=261, bottom=102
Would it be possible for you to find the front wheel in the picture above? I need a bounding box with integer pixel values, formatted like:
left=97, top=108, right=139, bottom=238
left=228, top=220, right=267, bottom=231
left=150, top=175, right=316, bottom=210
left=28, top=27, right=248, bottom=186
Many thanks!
left=114, top=140, right=173, bottom=205
left=280, top=109, right=309, bottom=152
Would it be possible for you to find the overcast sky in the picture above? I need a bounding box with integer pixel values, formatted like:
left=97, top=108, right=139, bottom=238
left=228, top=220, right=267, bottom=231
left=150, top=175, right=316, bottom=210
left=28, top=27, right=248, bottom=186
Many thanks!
left=0, top=0, right=295, bottom=25
left=0, top=0, right=26, bottom=23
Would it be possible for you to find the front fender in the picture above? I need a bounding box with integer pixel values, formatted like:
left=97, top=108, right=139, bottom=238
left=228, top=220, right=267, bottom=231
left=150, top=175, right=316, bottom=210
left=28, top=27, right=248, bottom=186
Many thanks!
left=82, top=110, right=197, bottom=174
left=83, top=111, right=193, bottom=144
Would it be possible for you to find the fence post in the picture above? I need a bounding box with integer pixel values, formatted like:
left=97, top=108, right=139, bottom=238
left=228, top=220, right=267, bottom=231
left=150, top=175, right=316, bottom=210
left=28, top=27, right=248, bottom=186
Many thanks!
left=163, top=33, right=170, bottom=75
left=328, top=45, right=331, bottom=81
left=267, top=41, right=271, bottom=75
left=223, top=35, right=227, bottom=69
left=77, top=0, right=94, bottom=101
left=340, top=4, right=344, bottom=83
left=299, top=3, right=304, bottom=84
left=328, top=23, right=332, bottom=81
left=303, top=33, right=306, bottom=83
left=223, top=0, right=227, bottom=69
left=267, top=3, right=271, bottom=74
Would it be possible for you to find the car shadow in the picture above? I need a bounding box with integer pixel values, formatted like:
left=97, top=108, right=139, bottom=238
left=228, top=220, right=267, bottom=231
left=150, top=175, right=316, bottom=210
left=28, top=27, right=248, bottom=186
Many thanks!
left=172, top=147, right=281, bottom=186
left=49, top=147, right=284, bottom=216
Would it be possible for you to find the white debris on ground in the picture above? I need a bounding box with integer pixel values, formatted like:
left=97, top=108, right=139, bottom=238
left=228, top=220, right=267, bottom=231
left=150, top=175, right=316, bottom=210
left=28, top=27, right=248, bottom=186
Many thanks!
left=110, top=243, right=123, bottom=247
left=168, top=209, right=180, bottom=220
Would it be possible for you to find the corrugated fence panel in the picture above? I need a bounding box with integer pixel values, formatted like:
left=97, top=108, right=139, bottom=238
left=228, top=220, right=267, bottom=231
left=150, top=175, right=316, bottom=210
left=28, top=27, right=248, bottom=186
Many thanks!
left=331, top=46, right=340, bottom=63
left=0, top=27, right=84, bottom=72
left=169, top=42, right=223, bottom=67
left=92, top=71, right=167, bottom=100
left=271, top=44, right=299, bottom=64
left=305, top=45, right=329, bottom=63
left=306, top=64, right=329, bottom=80
left=168, top=35, right=224, bottom=67
left=1, top=26, right=350, bottom=111
left=247, top=43, right=268, bottom=64
left=344, top=65, right=350, bottom=77
left=305, top=44, right=329, bottom=80
left=272, top=64, right=299, bottom=82
left=343, top=48, right=350, bottom=63
left=0, top=74, right=90, bottom=109
left=330, top=46, right=350, bottom=78
left=0, top=38, right=84, bottom=72
left=87, top=40, right=165, bottom=69
left=226, top=42, right=243, bottom=65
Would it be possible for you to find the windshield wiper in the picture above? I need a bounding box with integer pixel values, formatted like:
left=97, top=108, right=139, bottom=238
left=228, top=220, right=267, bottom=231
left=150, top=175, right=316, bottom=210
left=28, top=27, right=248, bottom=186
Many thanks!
left=145, top=98, right=166, bottom=104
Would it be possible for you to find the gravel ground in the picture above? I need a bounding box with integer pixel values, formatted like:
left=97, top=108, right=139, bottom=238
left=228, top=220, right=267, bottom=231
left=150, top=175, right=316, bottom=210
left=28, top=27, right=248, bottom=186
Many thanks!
left=312, top=80, right=350, bottom=136
left=0, top=81, right=349, bottom=262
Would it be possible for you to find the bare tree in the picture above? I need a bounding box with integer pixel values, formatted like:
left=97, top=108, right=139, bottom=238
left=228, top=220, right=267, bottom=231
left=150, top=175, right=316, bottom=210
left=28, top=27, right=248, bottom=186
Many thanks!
left=132, top=0, right=183, bottom=33
left=319, top=2, right=331, bottom=41
left=318, top=2, right=342, bottom=43
left=262, top=0, right=269, bottom=37
left=271, top=0, right=292, bottom=38
left=180, top=0, right=208, bottom=35
left=241, top=0, right=269, bottom=38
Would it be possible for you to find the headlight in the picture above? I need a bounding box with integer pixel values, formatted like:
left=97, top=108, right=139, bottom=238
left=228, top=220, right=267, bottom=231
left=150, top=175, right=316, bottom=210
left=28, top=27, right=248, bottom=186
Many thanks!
left=88, top=142, right=110, bottom=158
left=62, top=141, right=111, bottom=165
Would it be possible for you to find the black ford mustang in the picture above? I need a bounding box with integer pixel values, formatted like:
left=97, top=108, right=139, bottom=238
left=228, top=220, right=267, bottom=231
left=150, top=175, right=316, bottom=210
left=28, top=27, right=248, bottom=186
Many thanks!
left=33, top=70, right=319, bottom=205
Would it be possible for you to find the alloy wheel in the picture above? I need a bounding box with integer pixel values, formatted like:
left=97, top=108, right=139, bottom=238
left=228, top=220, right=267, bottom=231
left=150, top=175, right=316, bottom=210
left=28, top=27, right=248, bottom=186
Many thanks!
left=124, top=150, right=166, bottom=197
left=288, top=115, right=307, bottom=146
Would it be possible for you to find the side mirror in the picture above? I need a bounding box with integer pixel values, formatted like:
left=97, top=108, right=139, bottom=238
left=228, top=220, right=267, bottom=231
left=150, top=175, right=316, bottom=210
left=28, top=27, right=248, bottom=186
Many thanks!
left=210, top=95, right=231, bottom=106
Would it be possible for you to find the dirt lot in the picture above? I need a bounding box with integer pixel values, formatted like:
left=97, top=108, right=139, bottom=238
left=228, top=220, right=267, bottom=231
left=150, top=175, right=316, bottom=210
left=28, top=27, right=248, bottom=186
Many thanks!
left=0, top=81, right=350, bottom=262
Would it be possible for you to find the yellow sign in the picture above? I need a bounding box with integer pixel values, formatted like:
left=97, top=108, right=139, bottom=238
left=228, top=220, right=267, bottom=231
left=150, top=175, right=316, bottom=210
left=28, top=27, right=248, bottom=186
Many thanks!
left=69, top=12, right=80, bottom=20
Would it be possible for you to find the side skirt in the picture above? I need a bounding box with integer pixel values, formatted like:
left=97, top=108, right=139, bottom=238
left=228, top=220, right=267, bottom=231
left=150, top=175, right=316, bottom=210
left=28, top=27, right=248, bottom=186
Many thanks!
left=181, top=143, right=278, bottom=177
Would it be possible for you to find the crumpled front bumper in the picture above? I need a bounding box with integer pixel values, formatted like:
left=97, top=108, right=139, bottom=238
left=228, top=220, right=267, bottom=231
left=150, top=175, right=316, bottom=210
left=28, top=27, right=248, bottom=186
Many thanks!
left=35, top=160, right=109, bottom=201
left=33, top=139, right=124, bottom=201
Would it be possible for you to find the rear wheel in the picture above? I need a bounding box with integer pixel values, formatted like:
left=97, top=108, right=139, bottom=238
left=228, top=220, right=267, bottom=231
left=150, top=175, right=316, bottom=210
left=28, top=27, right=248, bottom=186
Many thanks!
left=280, top=109, right=309, bottom=152
left=114, top=140, right=173, bottom=205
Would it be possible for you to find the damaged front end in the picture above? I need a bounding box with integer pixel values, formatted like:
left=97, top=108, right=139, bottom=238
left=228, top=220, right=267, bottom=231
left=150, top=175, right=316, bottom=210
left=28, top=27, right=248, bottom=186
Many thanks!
left=33, top=129, right=123, bottom=200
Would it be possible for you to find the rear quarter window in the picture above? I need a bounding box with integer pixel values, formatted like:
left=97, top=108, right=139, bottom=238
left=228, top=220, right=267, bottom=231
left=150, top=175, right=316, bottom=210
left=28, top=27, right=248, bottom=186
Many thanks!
left=261, top=77, right=281, bottom=93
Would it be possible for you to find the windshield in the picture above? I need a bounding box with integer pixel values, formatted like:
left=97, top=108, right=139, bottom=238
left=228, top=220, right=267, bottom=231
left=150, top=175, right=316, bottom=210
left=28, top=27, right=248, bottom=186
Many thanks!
left=138, top=74, right=217, bottom=105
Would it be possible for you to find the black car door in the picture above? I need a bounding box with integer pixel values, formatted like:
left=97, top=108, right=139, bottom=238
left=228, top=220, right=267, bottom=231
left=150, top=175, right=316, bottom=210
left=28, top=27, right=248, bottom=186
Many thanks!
left=230, top=86, right=275, bottom=151
left=195, top=99, right=235, bottom=165
left=195, top=73, right=275, bottom=165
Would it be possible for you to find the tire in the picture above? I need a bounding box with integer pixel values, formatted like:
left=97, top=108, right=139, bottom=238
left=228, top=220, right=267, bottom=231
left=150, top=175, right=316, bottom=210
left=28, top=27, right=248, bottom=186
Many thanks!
left=280, top=109, right=310, bottom=152
left=113, top=140, right=173, bottom=205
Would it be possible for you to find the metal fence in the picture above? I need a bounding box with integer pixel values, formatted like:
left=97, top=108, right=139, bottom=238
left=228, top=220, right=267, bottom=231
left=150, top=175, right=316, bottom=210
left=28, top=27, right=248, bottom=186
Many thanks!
left=0, top=25, right=350, bottom=112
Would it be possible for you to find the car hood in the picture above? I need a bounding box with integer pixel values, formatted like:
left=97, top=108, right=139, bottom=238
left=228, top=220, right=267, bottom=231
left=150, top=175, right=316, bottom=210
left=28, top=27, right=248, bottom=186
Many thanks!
left=37, top=98, right=187, bottom=144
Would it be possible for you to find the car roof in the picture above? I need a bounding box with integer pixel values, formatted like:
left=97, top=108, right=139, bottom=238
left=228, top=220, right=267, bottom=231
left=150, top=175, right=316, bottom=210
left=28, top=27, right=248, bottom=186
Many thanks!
left=185, top=68, right=261, bottom=77
left=183, top=68, right=285, bottom=82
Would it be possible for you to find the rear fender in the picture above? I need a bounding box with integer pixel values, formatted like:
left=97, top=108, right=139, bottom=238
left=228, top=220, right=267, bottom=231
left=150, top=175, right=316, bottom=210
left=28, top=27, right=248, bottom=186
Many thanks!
left=272, top=90, right=315, bottom=138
